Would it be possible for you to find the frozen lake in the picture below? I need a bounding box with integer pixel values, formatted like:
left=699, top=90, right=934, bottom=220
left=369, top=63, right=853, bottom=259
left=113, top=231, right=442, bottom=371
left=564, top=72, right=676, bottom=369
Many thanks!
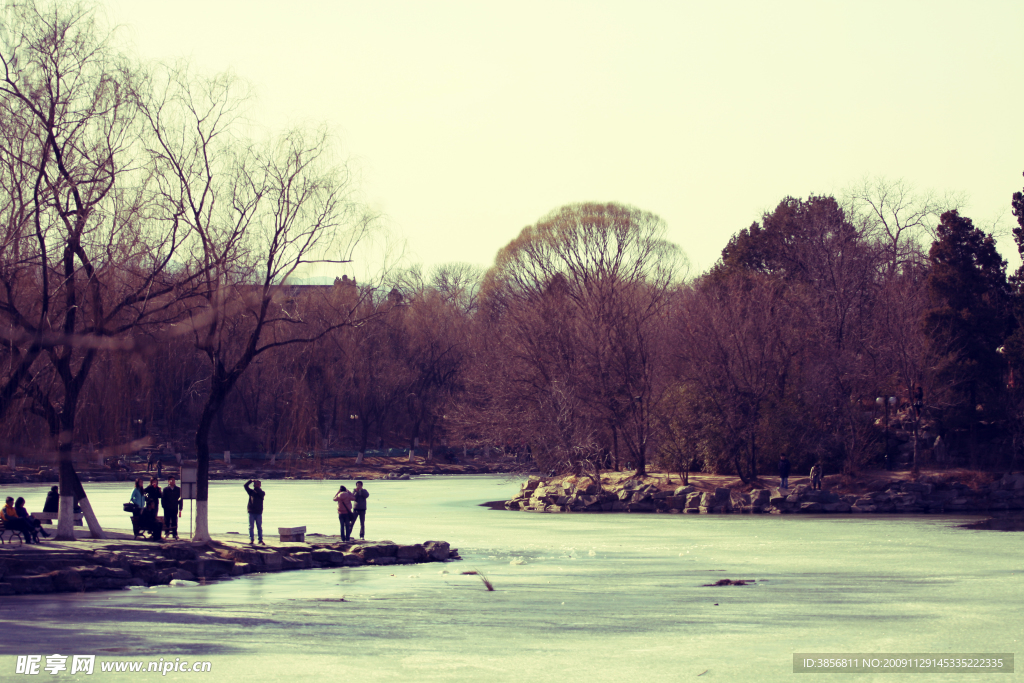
left=1, top=476, right=1020, bottom=681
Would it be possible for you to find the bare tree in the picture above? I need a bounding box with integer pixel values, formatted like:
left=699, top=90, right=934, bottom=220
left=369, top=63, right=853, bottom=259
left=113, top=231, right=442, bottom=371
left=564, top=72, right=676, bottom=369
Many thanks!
left=137, top=63, right=374, bottom=542
left=0, top=1, right=196, bottom=539
left=477, top=202, right=686, bottom=477
left=844, top=176, right=965, bottom=277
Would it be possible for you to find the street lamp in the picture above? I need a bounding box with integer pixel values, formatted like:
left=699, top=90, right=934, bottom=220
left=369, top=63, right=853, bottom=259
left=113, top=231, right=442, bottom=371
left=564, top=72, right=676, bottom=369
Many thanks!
left=876, top=395, right=896, bottom=470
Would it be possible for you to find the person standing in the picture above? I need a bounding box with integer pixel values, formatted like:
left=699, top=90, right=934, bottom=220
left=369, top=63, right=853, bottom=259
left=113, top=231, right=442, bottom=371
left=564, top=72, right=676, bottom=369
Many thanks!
left=244, top=479, right=265, bottom=545
left=143, top=477, right=162, bottom=509
left=352, top=480, right=369, bottom=540
left=333, top=485, right=356, bottom=541
left=779, top=455, right=791, bottom=490
left=161, top=476, right=184, bottom=540
left=810, top=463, right=822, bottom=490
left=129, top=479, right=146, bottom=512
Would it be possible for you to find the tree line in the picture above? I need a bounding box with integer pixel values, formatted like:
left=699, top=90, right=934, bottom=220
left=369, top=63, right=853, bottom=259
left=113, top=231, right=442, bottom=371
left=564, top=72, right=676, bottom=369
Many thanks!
left=2, top=1, right=1023, bottom=540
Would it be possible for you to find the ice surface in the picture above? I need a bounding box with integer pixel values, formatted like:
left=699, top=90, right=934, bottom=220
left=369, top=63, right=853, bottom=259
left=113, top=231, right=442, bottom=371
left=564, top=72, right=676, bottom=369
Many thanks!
left=0, top=476, right=1020, bottom=682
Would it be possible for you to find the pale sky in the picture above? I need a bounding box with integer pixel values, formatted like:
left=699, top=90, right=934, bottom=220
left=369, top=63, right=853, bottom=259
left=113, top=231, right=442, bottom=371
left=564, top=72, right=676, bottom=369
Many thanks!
left=108, top=0, right=1024, bottom=277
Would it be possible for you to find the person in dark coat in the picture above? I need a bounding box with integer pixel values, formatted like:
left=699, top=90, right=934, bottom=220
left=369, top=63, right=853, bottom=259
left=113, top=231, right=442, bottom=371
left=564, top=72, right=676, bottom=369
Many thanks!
left=244, top=479, right=265, bottom=545
left=15, top=497, right=48, bottom=542
left=42, top=486, right=81, bottom=514
left=139, top=499, right=163, bottom=541
left=779, top=454, right=791, bottom=490
left=161, top=476, right=183, bottom=540
left=352, top=480, right=369, bottom=540
left=143, top=477, right=162, bottom=508
left=43, top=486, right=59, bottom=513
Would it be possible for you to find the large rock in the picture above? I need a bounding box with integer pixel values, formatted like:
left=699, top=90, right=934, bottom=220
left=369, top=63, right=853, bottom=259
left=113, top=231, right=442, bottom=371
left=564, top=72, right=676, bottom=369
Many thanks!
left=51, top=569, right=84, bottom=593
left=352, top=543, right=396, bottom=562
left=750, top=489, right=771, bottom=507
left=256, top=550, right=283, bottom=572
left=6, top=574, right=54, bottom=594
left=280, top=555, right=306, bottom=570
left=160, top=544, right=198, bottom=562
left=674, top=485, right=696, bottom=496
left=423, top=541, right=451, bottom=561
left=999, top=473, right=1024, bottom=490
left=312, top=549, right=347, bottom=565
left=396, top=544, right=428, bottom=562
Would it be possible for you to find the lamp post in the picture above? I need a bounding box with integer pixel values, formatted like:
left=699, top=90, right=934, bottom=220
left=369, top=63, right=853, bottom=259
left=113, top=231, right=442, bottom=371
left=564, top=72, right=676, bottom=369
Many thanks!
left=876, top=395, right=896, bottom=470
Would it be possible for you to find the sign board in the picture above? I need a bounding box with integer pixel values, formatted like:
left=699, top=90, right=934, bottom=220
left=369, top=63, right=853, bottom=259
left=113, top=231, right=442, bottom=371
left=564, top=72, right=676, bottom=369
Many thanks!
left=181, top=482, right=197, bottom=500
left=180, top=466, right=197, bottom=484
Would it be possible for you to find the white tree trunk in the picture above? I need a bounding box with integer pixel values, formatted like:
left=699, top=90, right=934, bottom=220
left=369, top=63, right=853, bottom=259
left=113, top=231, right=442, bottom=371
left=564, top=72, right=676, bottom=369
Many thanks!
left=426, top=448, right=433, bottom=461
left=78, top=497, right=105, bottom=539
left=407, top=449, right=414, bottom=463
left=193, top=500, right=211, bottom=543
left=56, top=495, right=76, bottom=540
left=356, top=451, right=364, bottom=464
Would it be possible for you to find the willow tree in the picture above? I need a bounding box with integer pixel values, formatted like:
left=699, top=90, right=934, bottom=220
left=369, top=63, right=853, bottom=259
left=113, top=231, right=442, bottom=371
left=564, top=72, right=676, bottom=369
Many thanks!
left=477, top=202, right=686, bottom=477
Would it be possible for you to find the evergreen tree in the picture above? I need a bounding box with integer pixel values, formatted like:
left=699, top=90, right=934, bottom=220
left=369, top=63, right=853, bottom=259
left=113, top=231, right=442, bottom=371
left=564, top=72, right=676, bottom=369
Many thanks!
left=923, top=210, right=1011, bottom=422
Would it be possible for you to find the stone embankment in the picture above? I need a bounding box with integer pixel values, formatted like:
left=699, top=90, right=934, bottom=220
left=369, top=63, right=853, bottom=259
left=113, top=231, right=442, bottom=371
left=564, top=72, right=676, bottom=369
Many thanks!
left=505, top=472, right=1024, bottom=515
left=0, top=539, right=459, bottom=595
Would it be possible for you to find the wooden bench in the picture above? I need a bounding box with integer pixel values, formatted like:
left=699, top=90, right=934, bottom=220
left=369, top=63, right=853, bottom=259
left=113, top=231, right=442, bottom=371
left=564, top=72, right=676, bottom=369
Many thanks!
left=31, top=512, right=84, bottom=526
left=278, top=526, right=306, bottom=542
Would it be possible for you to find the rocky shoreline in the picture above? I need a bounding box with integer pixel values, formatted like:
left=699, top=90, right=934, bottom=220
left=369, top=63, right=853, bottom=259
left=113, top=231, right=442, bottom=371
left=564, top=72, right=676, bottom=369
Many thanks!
left=0, top=536, right=460, bottom=596
left=505, top=472, right=1024, bottom=515
left=0, top=462, right=501, bottom=485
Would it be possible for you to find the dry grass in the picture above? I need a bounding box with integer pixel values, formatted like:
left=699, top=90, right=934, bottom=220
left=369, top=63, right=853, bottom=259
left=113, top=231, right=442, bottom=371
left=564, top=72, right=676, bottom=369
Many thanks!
left=461, top=569, right=494, bottom=590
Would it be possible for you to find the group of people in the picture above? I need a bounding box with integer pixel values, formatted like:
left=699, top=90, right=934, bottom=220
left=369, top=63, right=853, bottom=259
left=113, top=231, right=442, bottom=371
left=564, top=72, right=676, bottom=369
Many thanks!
left=778, top=455, right=824, bottom=490
left=333, top=481, right=368, bottom=542
left=241, top=479, right=369, bottom=545
left=128, top=476, right=183, bottom=541
left=2, top=495, right=50, bottom=543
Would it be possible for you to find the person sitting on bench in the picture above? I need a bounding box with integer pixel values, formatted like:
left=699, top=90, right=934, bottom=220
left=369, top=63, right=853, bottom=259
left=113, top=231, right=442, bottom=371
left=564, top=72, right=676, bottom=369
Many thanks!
left=15, top=497, right=48, bottom=542
left=43, top=486, right=59, bottom=513
left=3, top=496, right=36, bottom=543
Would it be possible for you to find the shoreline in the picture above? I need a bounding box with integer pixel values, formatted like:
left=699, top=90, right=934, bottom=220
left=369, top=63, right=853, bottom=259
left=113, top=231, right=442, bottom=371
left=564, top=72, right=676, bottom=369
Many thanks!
left=0, top=457, right=508, bottom=486
left=0, top=529, right=460, bottom=597
left=504, top=468, right=1024, bottom=516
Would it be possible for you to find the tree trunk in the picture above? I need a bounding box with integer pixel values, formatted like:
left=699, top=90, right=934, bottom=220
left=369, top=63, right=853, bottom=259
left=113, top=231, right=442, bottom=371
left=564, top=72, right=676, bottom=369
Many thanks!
left=193, top=382, right=228, bottom=544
